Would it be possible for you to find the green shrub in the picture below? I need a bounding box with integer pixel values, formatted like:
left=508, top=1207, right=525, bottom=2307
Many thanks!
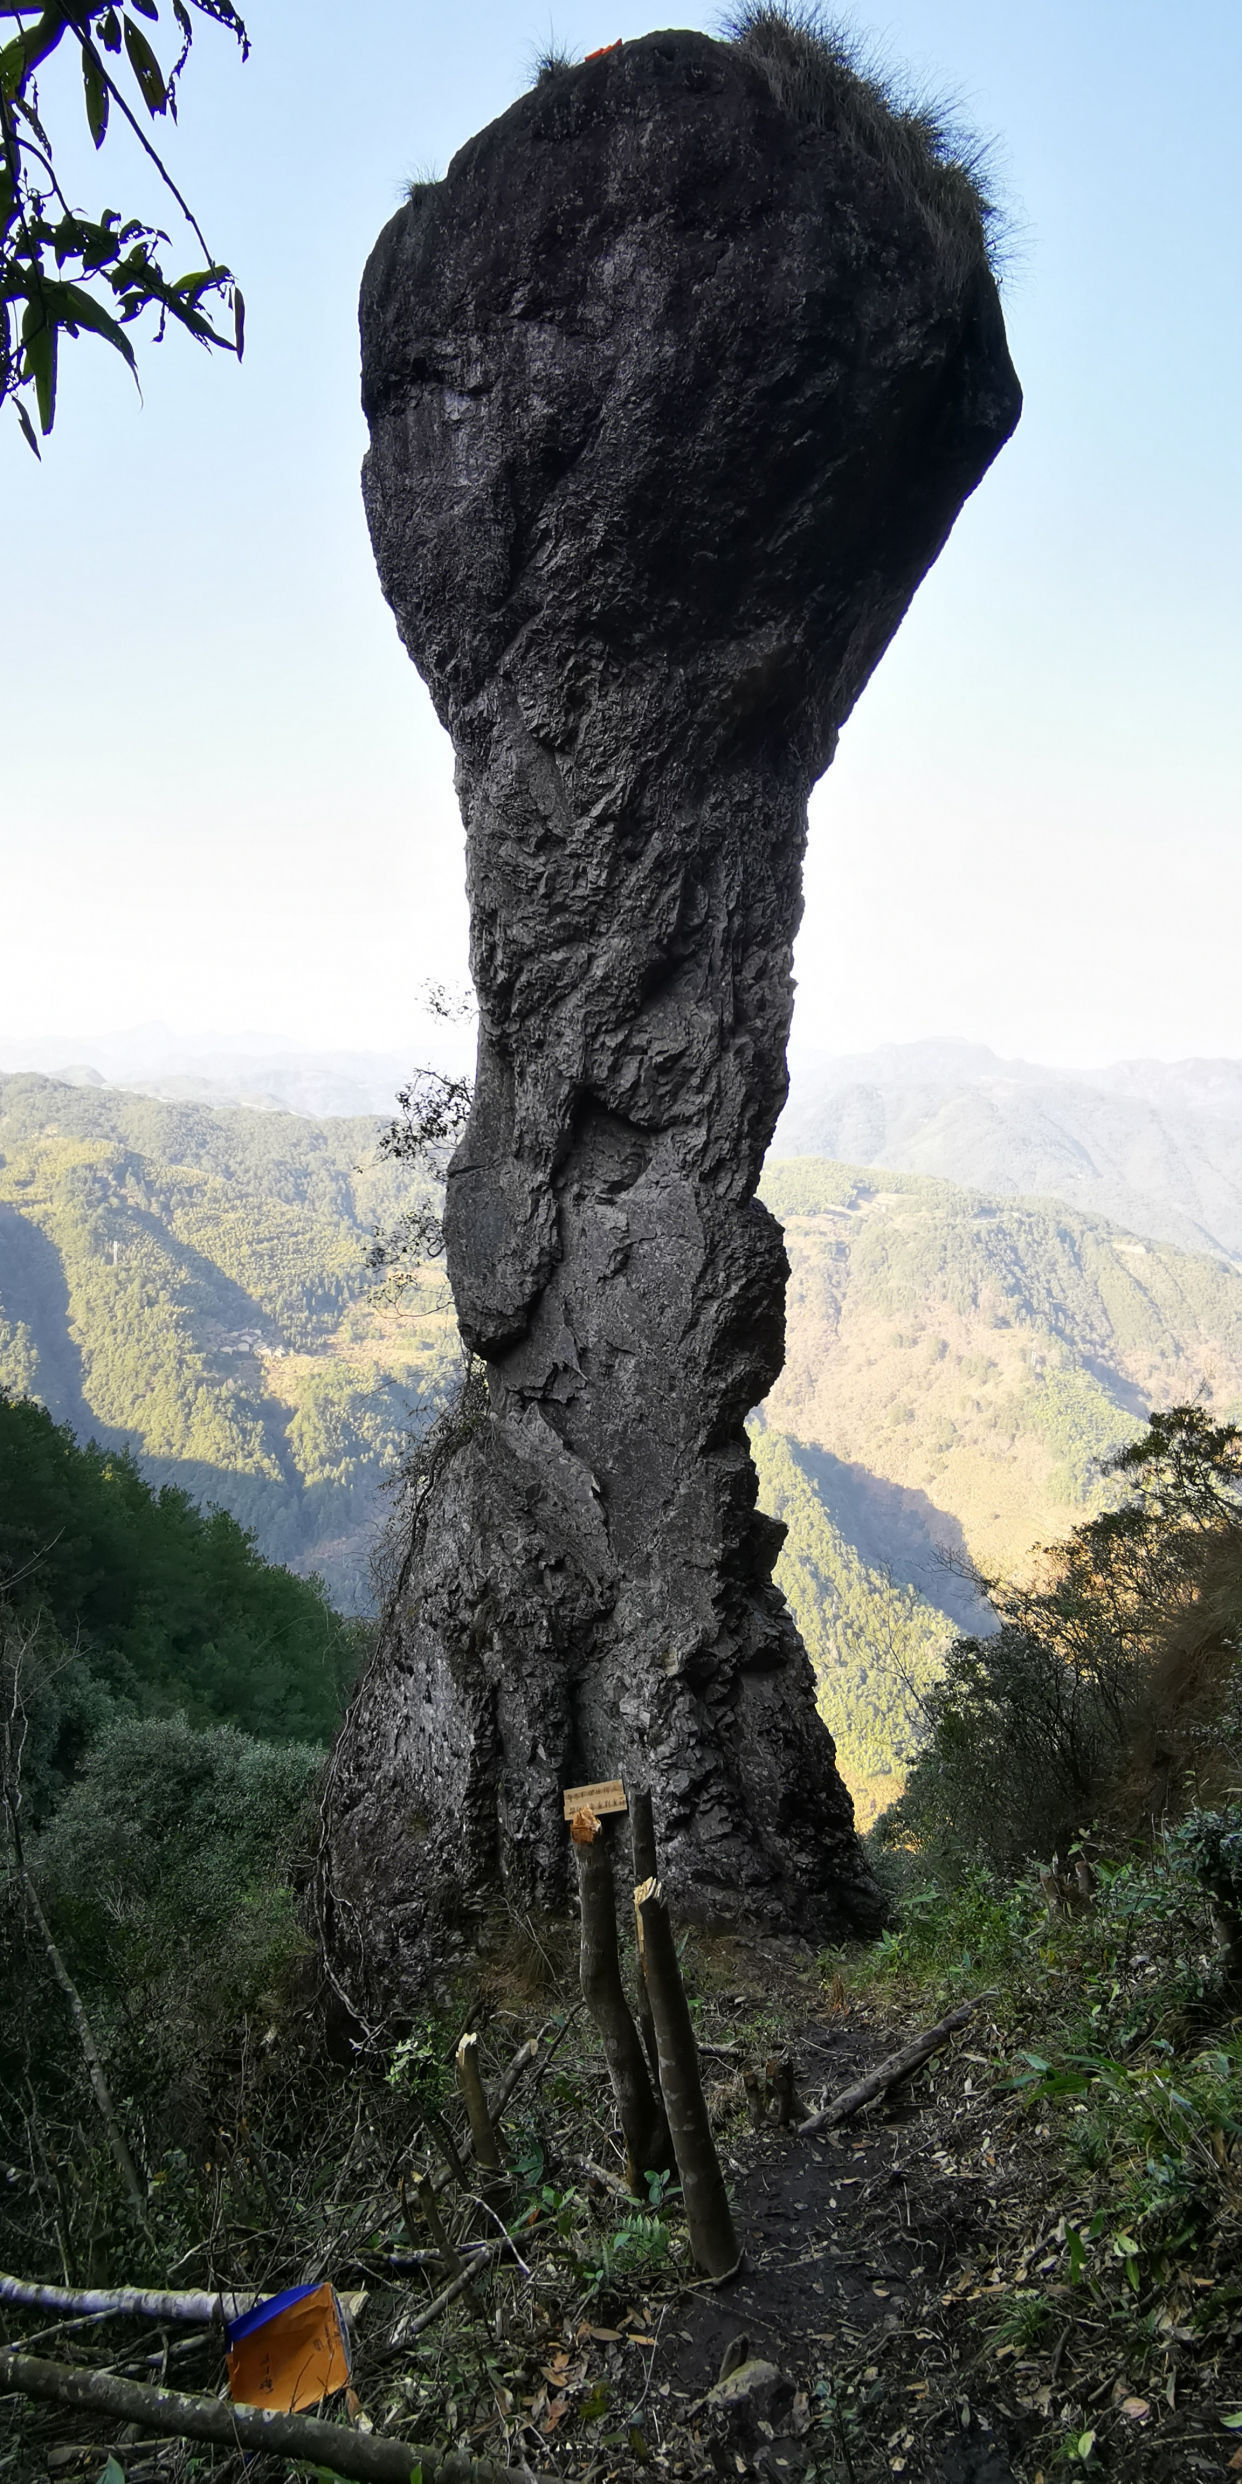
left=1172, top=1804, right=1242, bottom=1979
left=879, top=1408, right=1242, bottom=1876
left=33, top=1713, right=321, bottom=2069
left=0, top=1391, right=360, bottom=1790
left=877, top=1622, right=1115, bottom=1876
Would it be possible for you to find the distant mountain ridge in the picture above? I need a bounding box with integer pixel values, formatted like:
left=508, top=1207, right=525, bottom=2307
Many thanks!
left=9, top=1030, right=1242, bottom=1262
left=777, top=1039, right=1242, bottom=1262
left=0, top=1023, right=472, bottom=1119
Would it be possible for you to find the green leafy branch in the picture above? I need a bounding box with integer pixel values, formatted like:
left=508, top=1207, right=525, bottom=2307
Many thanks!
left=0, top=0, right=249, bottom=449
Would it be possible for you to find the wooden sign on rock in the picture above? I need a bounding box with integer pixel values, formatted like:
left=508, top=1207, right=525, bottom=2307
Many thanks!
left=562, top=1779, right=627, bottom=1821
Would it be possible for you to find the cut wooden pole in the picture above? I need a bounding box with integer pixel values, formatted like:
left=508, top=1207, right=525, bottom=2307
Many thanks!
left=0, top=2348, right=549, bottom=2483
left=634, top=1876, right=740, bottom=2280
left=766, top=2054, right=804, bottom=2127
left=628, top=1787, right=664, bottom=2093
left=574, top=1814, right=672, bottom=2189
left=797, top=2001, right=974, bottom=2136
left=455, top=2034, right=502, bottom=2176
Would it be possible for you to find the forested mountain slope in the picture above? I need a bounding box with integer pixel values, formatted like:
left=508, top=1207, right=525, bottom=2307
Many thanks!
left=777, top=1039, right=1242, bottom=1260
left=754, top=1157, right=1242, bottom=1793
left=0, top=1393, right=356, bottom=1819
left=0, top=1074, right=456, bottom=1608
left=761, top=1157, right=1242, bottom=1576
left=7, top=1071, right=1242, bottom=1792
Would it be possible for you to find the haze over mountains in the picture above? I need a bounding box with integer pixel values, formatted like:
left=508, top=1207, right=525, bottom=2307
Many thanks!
left=0, top=1025, right=472, bottom=1120
left=6, top=1030, right=1242, bottom=1267
left=778, top=1039, right=1242, bottom=1262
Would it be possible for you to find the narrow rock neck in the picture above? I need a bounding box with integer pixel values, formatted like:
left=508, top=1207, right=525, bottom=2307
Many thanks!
left=443, top=732, right=812, bottom=1392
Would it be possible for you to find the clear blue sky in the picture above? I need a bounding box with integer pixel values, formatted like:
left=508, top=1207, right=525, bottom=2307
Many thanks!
left=3, top=0, right=1239, bottom=1069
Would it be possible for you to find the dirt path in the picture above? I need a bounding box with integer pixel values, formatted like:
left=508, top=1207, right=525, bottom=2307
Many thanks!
left=612, top=1978, right=1234, bottom=2484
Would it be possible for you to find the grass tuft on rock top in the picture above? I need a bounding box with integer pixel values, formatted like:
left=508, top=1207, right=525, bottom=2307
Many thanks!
left=530, top=39, right=576, bottom=84
left=722, top=0, right=1006, bottom=277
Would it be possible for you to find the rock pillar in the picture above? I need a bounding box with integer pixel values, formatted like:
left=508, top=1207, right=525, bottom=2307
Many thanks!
left=320, top=27, right=1020, bottom=2012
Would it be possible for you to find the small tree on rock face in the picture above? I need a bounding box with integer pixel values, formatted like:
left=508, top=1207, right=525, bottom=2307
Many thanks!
left=1, top=0, right=250, bottom=450
left=367, top=984, right=475, bottom=1296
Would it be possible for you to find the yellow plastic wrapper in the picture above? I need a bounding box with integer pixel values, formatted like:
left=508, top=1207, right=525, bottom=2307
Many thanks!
left=226, top=2281, right=350, bottom=2414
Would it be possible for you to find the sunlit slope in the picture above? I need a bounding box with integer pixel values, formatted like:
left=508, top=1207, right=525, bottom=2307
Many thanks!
left=0, top=1074, right=456, bottom=1605
left=759, top=1158, right=1242, bottom=1581
left=8, top=1073, right=1242, bottom=1781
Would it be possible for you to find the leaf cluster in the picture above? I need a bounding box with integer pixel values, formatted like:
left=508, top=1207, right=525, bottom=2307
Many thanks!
left=369, top=1067, right=473, bottom=1291
left=1, top=0, right=249, bottom=446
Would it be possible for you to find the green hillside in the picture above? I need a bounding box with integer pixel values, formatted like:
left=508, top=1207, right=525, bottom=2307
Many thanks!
left=750, top=1424, right=957, bottom=1806
left=0, top=1391, right=359, bottom=1823
left=9, top=1073, right=1242, bottom=1801
left=0, top=1073, right=457, bottom=1608
left=751, top=1159, right=1242, bottom=1801
left=760, top=1158, right=1242, bottom=1569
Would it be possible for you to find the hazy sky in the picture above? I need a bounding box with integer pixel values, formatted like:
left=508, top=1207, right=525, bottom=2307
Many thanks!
left=3, top=0, right=1239, bottom=1070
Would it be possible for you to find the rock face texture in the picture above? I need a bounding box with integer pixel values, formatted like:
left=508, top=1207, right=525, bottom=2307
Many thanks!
left=321, top=28, right=1020, bottom=2014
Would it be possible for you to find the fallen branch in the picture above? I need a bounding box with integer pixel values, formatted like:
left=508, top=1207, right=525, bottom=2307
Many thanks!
left=0, top=2349, right=548, bottom=2483
left=487, top=2033, right=540, bottom=2123
left=529, top=2001, right=583, bottom=2094
left=0, top=2272, right=365, bottom=2327
left=582, top=2156, right=637, bottom=2206
left=411, top=2169, right=463, bottom=2276
left=797, top=2002, right=974, bottom=2136
left=0, top=2274, right=253, bottom=2326
left=389, top=2218, right=549, bottom=2348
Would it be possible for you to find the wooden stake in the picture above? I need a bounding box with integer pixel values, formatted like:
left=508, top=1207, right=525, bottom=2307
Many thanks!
left=574, top=1817, right=672, bottom=2188
left=628, top=1787, right=664, bottom=2093
left=455, top=2034, right=502, bottom=2176
left=765, top=2054, right=804, bottom=2126
left=634, top=1877, right=740, bottom=2280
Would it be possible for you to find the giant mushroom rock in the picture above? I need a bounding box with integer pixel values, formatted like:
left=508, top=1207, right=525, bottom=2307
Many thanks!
left=321, top=20, right=1020, bottom=2014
